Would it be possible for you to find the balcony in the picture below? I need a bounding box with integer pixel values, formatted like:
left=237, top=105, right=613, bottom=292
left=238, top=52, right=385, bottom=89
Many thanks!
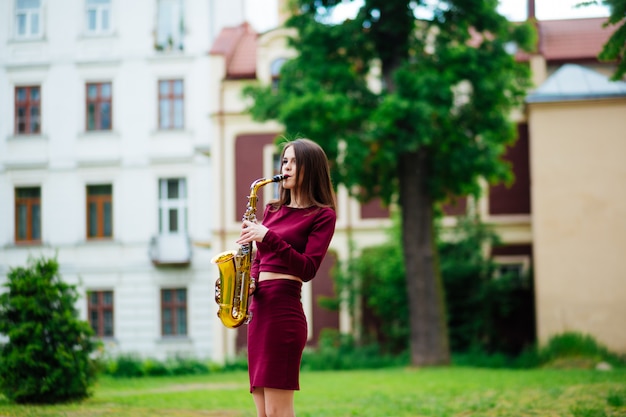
left=149, top=234, right=192, bottom=266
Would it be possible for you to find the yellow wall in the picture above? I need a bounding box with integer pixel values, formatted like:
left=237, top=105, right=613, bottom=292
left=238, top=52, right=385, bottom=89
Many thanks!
left=528, top=98, right=626, bottom=353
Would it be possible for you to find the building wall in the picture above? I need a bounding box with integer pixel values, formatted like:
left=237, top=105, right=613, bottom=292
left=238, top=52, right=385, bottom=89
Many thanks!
left=528, top=97, right=626, bottom=352
left=0, top=0, right=242, bottom=362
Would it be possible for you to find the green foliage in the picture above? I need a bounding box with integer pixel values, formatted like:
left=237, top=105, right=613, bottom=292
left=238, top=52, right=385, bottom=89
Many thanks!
left=607, top=389, right=626, bottom=407
left=0, top=257, right=99, bottom=404
left=356, top=219, right=409, bottom=354
left=597, top=0, right=626, bottom=80
left=103, top=354, right=213, bottom=378
left=108, top=354, right=145, bottom=378
left=536, top=332, right=626, bottom=368
left=440, top=217, right=535, bottom=355
left=570, top=404, right=608, bottom=417
left=301, top=329, right=408, bottom=370
left=246, top=0, right=535, bottom=204
left=342, top=214, right=535, bottom=359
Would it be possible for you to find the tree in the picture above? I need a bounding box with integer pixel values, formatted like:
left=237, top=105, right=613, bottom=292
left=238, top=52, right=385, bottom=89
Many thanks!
left=245, top=0, right=535, bottom=366
left=580, top=0, right=626, bottom=80
left=0, top=257, right=99, bottom=403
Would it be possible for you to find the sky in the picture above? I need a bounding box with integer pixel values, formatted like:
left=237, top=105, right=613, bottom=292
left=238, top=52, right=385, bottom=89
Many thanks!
left=245, top=0, right=611, bottom=33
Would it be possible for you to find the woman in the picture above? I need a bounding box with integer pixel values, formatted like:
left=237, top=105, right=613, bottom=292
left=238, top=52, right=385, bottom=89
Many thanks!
left=236, top=138, right=337, bottom=417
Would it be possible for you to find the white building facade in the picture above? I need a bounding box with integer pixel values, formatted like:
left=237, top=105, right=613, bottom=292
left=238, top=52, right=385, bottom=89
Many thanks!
left=0, top=0, right=247, bottom=362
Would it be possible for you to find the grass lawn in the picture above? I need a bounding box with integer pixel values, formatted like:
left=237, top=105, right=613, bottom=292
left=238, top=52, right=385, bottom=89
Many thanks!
left=0, top=367, right=624, bottom=417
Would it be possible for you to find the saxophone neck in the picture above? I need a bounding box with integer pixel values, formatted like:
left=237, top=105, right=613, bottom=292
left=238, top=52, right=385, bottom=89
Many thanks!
left=246, top=175, right=289, bottom=217
left=250, top=174, right=288, bottom=192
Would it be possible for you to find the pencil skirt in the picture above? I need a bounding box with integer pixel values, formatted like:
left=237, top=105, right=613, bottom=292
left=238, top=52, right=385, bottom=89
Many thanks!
left=247, top=279, right=307, bottom=393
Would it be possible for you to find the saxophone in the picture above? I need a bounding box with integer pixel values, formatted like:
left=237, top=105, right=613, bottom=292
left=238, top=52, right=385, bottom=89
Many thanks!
left=212, top=174, right=288, bottom=328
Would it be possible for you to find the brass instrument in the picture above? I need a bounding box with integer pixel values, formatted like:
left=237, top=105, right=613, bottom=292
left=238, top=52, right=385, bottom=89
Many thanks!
left=212, top=174, right=288, bottom=328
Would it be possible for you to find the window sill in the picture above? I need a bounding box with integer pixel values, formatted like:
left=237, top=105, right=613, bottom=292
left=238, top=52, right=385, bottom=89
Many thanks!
left=150, top=129, right=192, bottom=138
left=78, top=130, right=120, bottom=139
left=156, top=336, right=192, bottom=344
left=78, top=31, right=118, bottom=40
left=147, top=52, right=192, bottom=63
left=7, top=134, right=48, bottom=141
left=12, top=240, right=44, bottom=247
left=8, top=36, right=47, bottom=44
left=86, top=237, right=115, bottom=242
left=83, top=239, right=118, bottom=246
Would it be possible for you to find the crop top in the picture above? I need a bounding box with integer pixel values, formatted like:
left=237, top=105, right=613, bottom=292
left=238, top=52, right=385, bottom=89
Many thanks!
left=251, top=204, right=336, bottom=282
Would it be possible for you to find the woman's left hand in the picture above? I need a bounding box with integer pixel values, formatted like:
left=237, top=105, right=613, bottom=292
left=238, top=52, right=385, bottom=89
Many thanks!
left=236, top=220, right=268, bottom=245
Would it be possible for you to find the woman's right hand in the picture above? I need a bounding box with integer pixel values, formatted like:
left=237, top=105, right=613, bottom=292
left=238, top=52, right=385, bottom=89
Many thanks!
left=236, top=220, right=268, bottom=245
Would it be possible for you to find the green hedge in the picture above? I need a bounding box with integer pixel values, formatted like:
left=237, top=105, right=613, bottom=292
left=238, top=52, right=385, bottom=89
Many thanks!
left=0, top=257, right=99, bottom=404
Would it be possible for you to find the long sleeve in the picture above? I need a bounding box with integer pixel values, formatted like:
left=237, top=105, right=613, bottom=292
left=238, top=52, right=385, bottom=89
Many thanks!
left=255, top=207, right=336, bottom=282
left=251, top=249, right=260, bottom=279
left=259, top=208, right=336, bottom=282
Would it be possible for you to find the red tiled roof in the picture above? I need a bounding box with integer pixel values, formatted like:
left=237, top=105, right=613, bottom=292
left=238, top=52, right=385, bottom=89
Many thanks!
left=210, top=22, right=258, bottom=79
left=533, top=17, right=614, bottom=61
left=211, top=17, right=616, bottom=78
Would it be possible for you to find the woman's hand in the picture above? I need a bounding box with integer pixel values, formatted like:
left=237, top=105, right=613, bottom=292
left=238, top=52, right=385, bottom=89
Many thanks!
left=236, top=220, right=268, bottom=245
left=248, top=277, right=257, bottom=295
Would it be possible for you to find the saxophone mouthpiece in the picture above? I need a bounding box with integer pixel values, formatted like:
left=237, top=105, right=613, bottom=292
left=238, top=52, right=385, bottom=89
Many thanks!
left=273, top=174, right=289, bottom=182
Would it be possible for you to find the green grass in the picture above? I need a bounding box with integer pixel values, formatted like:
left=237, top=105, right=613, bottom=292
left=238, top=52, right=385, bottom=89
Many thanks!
left=0, top=367, right=625, bottom=417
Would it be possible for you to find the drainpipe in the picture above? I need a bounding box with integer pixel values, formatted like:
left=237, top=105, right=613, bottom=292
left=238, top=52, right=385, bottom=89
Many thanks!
left=527, top=0, right=536, bottom=21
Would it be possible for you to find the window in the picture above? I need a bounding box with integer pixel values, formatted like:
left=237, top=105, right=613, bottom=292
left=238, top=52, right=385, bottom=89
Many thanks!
left=493, top=255, right=530, bottom=280
left=86, top=0, right=111, bottom=34
left=87, top=184, right=113, bottom=239
left=15, top=86, right=41, bottom=135
left=15, top=0, right=42, bottom=39
left=15, top=187, right=41, bottom=243
left=158, top=80, right=184, bottom=129
left=496, top=263, right=525, bottom=280
left=270, top=58, right=287, bottom=92
left=88, top=290, right=114, bottom=337
left=86, top=82, right=112, bottom=131
left=158, top=178, right=187, bottom=234
left=156, top=0, right=184, bottom=51
left=161, top=288, right=187, bottom=336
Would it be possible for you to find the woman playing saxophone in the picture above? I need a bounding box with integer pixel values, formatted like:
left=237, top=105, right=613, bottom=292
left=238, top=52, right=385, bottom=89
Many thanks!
left=236, top=138, right=336, bottom=417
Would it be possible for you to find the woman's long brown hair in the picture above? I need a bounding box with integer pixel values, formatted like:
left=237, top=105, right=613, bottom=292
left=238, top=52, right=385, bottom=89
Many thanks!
left=272, top=138, right=336, bottom=211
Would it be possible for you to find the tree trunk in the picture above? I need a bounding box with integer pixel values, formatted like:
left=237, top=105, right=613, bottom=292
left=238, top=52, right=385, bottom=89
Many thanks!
left=399, top=150, right=450, bottom=366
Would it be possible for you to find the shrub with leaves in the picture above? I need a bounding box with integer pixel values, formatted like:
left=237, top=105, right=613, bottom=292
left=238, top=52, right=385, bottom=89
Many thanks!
left=338, top=214, right=536, bottom=358
left=0, top=256, right=99, bottom=403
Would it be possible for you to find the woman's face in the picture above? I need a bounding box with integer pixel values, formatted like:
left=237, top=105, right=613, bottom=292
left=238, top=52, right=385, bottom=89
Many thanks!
left=281, top=145, right=298, bottom=190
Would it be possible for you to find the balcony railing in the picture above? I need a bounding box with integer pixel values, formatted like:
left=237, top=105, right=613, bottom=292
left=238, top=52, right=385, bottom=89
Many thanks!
left=149, top=233, right=191, bottom=266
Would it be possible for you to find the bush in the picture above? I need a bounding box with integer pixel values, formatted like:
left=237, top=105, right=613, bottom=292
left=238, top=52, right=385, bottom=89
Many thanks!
left=167, top=356, right=209, bottom=375
left=103, top=354, right=216, bottom=378
left=537, top=332, right=626, bottom=368
left=0, top=257, right=99, bottom=403
left=110, top=354, right=145, bottom=378
left=301, top=329, right=408, bottom=371
left=345, top=214, right=536, bottom=358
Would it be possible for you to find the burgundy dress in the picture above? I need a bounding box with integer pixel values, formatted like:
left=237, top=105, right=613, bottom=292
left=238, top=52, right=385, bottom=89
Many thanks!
left=247, top=205, right=336, bottom=392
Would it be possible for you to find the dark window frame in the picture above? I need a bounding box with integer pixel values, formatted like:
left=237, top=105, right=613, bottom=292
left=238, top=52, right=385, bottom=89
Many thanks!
left=161, top=288, right=187, bottom=336
left=86, top=184, right=113, bottom=239
left=87, top=290, right=114, bottom=337
left=15, top=186, right=41, bottom=244
left=15, top=86, right=41, bottom=135
left=86, top=82, right=112, bottom=131
left=158, top=79, right=184, bottom=130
